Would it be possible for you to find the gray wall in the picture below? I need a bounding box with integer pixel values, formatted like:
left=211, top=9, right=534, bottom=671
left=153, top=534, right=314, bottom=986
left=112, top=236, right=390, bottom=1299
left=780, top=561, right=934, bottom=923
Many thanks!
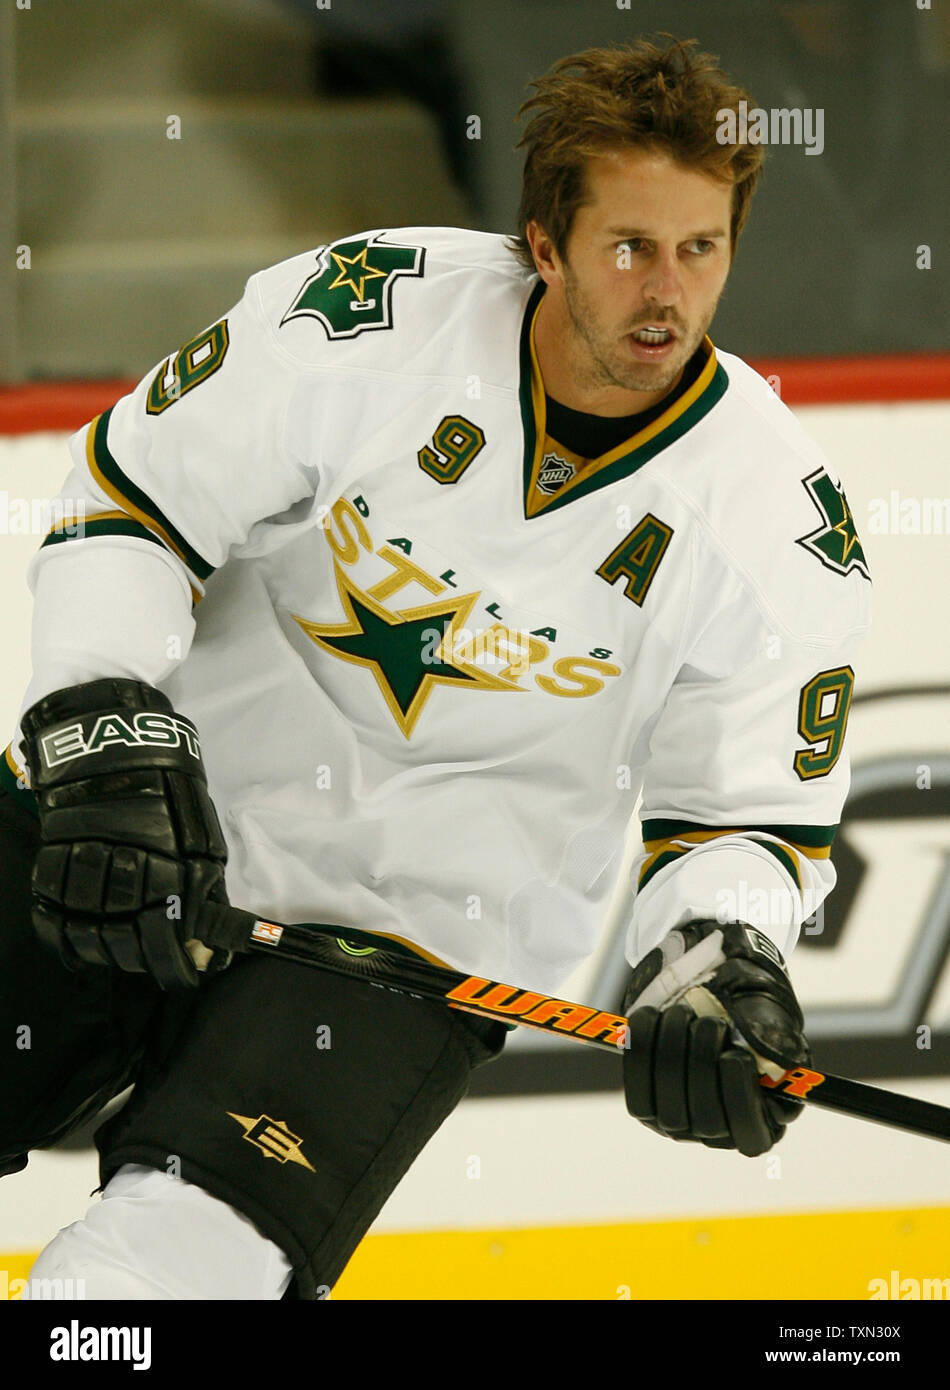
left=3, top=0, right=947, bottom=378
left=449, top=0, right=949, bottom=356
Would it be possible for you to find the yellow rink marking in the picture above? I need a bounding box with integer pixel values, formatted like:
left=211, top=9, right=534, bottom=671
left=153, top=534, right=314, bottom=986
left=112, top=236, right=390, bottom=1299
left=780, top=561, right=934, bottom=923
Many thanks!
left=331, top=1206, right=950, bottom=1300
left=8, top=1204, right=949, bottom=1299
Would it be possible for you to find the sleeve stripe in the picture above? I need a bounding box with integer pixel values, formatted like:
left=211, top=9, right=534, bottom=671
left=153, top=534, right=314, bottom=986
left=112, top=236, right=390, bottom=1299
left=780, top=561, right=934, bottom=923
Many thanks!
left=758, top=841, right=804, bottom=889
left=85, top=408, right=215, bottom=582
left=637, top=846, right=690, bottom=892
left=637, top=831, right=806, bottom=894
left=39, top=512, right=203, bottom=606
left=641, top=818, right=836, bottom=854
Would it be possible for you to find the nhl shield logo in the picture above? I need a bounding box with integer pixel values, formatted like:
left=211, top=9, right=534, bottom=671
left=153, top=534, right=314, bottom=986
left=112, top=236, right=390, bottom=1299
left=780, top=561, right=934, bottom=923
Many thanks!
left=537, top=452, right=575, bottom=495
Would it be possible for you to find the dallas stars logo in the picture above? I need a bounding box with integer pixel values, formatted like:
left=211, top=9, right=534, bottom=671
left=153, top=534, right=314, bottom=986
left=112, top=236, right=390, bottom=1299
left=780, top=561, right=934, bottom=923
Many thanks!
left=281, top=233, right=424, bottom=339
left=326, top=246, right=387, bottom=304
left=796, top=468, right=870, bottom=580
left=293, top=565, right=520, bottom=738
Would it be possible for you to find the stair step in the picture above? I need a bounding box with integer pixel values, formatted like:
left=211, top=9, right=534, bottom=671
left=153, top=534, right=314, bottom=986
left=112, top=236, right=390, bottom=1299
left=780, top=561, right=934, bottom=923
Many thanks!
left=15, top=98, right=469, bottom=243
left=14, top=0, right=316, bottom=100
left=17, top=236, right=331, bottom=379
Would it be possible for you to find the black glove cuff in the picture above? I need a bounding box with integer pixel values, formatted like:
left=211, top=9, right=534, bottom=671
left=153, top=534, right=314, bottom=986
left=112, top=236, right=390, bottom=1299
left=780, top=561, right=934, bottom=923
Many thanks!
left=21, top=679, right=206, bottom=792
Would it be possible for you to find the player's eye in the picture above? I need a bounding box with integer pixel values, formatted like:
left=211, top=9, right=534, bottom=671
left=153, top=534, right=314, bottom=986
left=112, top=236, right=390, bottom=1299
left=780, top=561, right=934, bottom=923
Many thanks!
left=685, top=239, right=715, bottom=255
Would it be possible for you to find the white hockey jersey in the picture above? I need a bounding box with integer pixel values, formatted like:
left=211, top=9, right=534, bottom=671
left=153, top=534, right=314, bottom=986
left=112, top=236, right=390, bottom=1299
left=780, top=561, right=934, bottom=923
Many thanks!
left=4, top=227, right=872, bottom=994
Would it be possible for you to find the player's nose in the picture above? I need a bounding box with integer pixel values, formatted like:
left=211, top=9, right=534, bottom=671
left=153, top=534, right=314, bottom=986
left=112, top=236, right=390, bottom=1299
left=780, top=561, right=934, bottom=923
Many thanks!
left=641, top=250, right=682, bottom=307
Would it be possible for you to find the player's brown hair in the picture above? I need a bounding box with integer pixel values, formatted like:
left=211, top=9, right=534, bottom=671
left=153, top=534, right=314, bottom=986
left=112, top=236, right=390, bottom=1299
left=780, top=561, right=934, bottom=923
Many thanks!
left=509, top=37, right=764, bottom=273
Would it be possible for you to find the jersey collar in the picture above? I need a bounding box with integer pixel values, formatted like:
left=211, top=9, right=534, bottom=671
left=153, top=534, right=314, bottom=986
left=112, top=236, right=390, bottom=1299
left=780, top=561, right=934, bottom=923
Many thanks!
left=518, top=281, right=728, bottom=519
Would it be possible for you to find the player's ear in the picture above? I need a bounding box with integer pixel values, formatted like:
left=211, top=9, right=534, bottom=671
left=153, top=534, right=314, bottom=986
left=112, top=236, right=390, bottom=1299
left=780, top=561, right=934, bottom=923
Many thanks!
left=525, top=221, right=560, bottom=283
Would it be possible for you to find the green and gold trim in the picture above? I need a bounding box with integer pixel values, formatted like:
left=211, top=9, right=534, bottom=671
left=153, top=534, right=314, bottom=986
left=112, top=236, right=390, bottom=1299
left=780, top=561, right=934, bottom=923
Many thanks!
left=41, top=510, right=170, bottom=556
left=519, top=283, right=729, bottom=519
left=83, top=408, right=214, bottom=600
left=641, top=819, right=837, bottom=852
left=41, top=506, right=203, bottom=607
left=636, top=822, right=836, bottom=894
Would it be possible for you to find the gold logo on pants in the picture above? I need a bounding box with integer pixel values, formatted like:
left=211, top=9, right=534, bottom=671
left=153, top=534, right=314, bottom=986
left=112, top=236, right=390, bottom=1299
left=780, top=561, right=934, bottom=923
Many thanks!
left=227, top=1113, right=316, bottom=1172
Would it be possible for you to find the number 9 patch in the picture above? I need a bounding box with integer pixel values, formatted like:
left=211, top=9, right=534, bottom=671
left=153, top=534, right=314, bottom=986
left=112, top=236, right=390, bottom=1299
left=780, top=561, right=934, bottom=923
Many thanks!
left=794, top=665, right=854, bottom=780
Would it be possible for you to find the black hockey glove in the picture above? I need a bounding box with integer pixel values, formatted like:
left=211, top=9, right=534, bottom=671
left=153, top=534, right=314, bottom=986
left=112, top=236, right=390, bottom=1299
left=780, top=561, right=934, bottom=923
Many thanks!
left=622, top=920, right=810, bottom=1157
left=20, top=678, right=231, bottom=990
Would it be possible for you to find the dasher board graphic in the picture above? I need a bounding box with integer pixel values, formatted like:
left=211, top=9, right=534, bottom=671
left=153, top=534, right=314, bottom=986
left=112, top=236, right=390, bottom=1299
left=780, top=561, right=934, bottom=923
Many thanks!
left=470, top=687, right=950, bottom=1096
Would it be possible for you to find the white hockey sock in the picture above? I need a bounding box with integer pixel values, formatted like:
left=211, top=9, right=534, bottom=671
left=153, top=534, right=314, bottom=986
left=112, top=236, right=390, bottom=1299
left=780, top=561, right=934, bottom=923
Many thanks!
left=27, top=1163, right=294, bottom=1300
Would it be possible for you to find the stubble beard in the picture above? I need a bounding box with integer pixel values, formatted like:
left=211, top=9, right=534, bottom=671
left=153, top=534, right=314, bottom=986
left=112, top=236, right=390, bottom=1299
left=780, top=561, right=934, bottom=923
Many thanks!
left=562, top=266, right=713, bottom=399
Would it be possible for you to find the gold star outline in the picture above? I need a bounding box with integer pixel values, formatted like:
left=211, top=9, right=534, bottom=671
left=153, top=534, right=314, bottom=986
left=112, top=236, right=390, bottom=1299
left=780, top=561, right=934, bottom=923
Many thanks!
left=833, top=496, right=860, bottom=562
left=292, top=564, right=524, bottom=739
left=327, top=248, right=388, bottom=304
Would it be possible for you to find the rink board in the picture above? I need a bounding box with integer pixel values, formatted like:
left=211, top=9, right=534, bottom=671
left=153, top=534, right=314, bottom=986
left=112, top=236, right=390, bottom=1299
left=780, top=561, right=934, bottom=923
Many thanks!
left=1, top=383, right=949, bottom=1298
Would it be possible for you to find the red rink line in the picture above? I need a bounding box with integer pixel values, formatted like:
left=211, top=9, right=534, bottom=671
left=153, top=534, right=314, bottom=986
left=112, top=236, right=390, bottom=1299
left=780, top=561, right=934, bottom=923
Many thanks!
left=0, top=355, right=948, bottom=434
left=0, top=381, right=136, bottom=435
left=746, top=353, right=950, bottom=405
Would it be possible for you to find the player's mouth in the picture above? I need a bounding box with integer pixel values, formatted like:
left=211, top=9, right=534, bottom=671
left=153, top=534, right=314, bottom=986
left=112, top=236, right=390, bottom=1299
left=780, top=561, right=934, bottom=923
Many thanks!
left=626, top=324, right=678, bottom=362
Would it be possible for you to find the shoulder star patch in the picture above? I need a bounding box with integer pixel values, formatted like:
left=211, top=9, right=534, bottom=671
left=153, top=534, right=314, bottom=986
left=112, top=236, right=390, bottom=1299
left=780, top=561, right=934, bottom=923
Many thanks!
left=281, top=233, right=425, bottom=339
left=796, top=468, right=870, bottom=581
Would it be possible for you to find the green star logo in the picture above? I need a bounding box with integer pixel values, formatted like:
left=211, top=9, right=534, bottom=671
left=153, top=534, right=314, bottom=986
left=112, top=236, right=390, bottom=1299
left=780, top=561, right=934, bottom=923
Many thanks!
left=326, top=247, right=388, bottom=304
left=293, top=566, right=521, bottom=738
left=281, top=234, right=424, bottom=339
left=796, top=469, right=870, bottom=580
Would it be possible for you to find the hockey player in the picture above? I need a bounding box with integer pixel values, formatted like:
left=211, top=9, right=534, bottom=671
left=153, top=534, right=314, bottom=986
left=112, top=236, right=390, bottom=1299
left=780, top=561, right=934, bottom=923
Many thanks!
left=0, top=38, right=871, bottom=1298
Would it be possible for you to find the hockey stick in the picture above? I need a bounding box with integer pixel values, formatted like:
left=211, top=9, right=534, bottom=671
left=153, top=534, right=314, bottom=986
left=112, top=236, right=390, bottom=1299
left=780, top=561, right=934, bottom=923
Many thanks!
left=192, top=904, right=950, bottom=1145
